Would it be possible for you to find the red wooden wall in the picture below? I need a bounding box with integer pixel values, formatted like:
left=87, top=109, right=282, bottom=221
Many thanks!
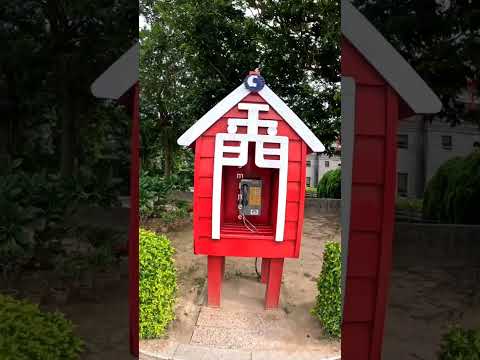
left=192, top=92, right=308, bottom=258
left=341, top=38, right=399, bottom=360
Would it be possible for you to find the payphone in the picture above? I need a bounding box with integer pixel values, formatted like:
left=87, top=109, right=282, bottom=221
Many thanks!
left=238, top=179, right=262, bottom=232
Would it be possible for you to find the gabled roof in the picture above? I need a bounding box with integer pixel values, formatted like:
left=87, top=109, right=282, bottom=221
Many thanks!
left=177, top=83, right=325, bottom=152
left=91, top=42, right=139, bottom=100
left=342, top=0, right=442, bottom=114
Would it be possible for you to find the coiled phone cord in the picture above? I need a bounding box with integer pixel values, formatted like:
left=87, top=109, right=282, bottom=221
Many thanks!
left=241, top=214, right=258, bottom=233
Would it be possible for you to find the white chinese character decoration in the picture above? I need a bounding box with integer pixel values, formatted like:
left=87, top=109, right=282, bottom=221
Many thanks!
left=212, top=102, right=289, bottom=242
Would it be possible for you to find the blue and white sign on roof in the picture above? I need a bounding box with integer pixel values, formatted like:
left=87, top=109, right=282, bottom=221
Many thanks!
left=244, top=74, right=265, bottom=92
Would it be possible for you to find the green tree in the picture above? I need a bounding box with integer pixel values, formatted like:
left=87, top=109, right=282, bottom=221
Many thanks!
left=352, top=0, right=480, bottom=125
left=1, top=0, right=137, bottom=177
left=139, top=0, right=340, bottom=177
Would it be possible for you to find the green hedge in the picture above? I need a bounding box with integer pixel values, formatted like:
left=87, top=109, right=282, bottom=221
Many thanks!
left=0, top=295, right=83, bottom=359
left=423, top=151, right=480, bottom=224
left=317, top=169, right=341, bottom=199
left=139, top=229, right=177, bottom=339
left=438, top=327, right=480, bottom=359
left=311, top=242, right=341, bottom=337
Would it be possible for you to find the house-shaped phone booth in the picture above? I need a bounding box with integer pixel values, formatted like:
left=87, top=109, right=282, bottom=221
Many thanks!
left=90, top=42, right=139, bottom=357
left=341, top=2, right=442, bottom=359
left=178, top=72, right=324, bottom=308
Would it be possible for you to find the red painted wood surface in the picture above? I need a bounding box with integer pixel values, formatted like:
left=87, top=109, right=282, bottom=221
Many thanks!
left=261, top=258, right=270, bottom=284
left=207, top=256, right=225, bottom=307
left=128, top=83, right=140, bottom=357
left=341, top=37, right=400, bottom=360
left=192, top=92, right=307, bottom=259
left=264, top=258, right=284, bottom=309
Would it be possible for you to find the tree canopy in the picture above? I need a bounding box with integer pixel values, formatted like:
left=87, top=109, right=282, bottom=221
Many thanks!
left=140, top=0, right=341, bottom=177
left=353, top=0, right=480, bottom=125
left=1, top=0, right=137, bottom=180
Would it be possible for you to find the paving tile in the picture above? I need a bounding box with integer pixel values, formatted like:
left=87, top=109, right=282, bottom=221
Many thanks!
left=190, top=326, right=261, bottom=349
left=252, top=350, right=340, bottom=360
left=196, top=307, right=264, bottom=329
left=174, top=344, right=251, bottom=360
left=140, top=339, right=178, bottom=360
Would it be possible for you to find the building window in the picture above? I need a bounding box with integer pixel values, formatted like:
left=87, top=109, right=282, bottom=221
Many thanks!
left=306, top=160, right=311, bottom=167
left=306, top=177, right=311, bottom=187
left=397, top=134, right=408, bottom=149
left=441, top=135, right=452, bottom=150
left=397, top=173, right=408, bottom=196
left=325, top=161, right=330, bottom=167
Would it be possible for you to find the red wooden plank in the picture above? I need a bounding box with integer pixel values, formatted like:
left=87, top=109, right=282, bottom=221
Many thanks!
left=199, top=135, right=216, bottom=154
left=277, top=121, right=300, bottom=140
left=197, top=177, right=213, bottom=194
left=207, top=256, right=224, bottom=307
left=286, top=182, right=301, bottom=202
left=241, top=93, right=266, bottom=103
left=196, top=238, right=296, bottom=258
left=352, top=136, right=385, bottom=185
left=347, top=232, right=380, bottom=277
left=260, top=258, right=270, bottom=283
left=129, top=84, right=140, bottom=357
left=197, top=197, right=213, bottom=213
left=356, top=86, right=386, bottom=136
left=370, top=86, right=399, bottom=360
left=193, top=139, right=203, bottom=253
left=198, top=158, right=214, bottom=176
left=350, top=184, right=383, bottom=232
left=288, top=140, right=302, bottom=162
left=265, top=258, right=284, bottom=309
left=341, top=38, right=385, bottom=86
left=342, top=322, right=371, bottom=360
left=287, top=162, right=302, bottom=181
left=294, top=142, right=307, bottom=257
left=285, top=202, right=299, bottom=222
left=284, top=221, right=298, bottom=241
left=343, top=277, right=376, bottom=322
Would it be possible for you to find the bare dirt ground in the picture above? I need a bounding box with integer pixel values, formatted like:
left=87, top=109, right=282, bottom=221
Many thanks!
left=140, top=210, right=341, bottom=355
left=382, top=262, right=480, bottom=359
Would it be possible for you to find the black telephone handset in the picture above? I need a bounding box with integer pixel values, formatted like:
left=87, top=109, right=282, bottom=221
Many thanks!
left=240, top=184, right=249, bottom=208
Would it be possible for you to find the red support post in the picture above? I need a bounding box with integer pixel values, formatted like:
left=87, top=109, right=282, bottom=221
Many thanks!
left=207, top=256, right=225, bottom=307
left=264, top=258, right=284, bottom=309
left=129, top=84, right=140, bottom=357
left=260, top=258, right=271, bottom=284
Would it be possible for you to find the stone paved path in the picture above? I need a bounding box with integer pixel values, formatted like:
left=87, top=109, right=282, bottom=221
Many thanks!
left=140, top=212, right=341, bottom=360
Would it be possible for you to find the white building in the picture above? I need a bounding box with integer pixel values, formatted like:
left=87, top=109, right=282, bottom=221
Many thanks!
left=397, top=116, right=480, bottom=198
left=306, top=143, right=341, bottom=187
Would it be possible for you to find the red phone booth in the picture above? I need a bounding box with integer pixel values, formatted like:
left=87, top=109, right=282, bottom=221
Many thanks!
left=91, top=43, right=139, bottom=357
left=177, top=71, right=324, bottom=308
left=341, top=2, right=441, bottom=359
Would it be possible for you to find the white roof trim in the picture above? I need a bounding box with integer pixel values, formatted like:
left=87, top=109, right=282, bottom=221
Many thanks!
left=91, top=43, right=139, bottom=99
left=259, top=85, right=324, bottom=152
left=177, top=84, right=325, bottom=152
left=177, top=83, right=250, bottom=146
left=342, top=0, right=442, bottom=114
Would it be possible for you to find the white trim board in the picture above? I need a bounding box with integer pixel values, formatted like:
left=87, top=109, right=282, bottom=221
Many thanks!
left=91, top=42, right=139, bottom=100
left=177, top=84, right=325, bottom=153
left=341, top=0, right=442, bottom=114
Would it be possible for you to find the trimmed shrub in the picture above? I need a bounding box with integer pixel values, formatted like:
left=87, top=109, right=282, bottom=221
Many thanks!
left=423, top=151, right=480, bottom=224
left=0, top=295, right=83, bottom=359
left=317, top=169, right=341, bottom=199
left=311, top=242, right=341, bottom=337
left=438, top=327, right=480, bottom=359
left=139, top=229, right=177, bottom=339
